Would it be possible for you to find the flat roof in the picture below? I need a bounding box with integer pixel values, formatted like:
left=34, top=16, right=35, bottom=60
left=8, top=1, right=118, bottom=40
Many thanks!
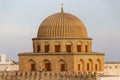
left=105, top=62, right=120, bottom=64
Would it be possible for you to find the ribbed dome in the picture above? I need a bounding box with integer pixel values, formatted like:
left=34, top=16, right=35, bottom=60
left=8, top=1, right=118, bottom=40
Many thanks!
left=37, top=12, right=88, bottom=38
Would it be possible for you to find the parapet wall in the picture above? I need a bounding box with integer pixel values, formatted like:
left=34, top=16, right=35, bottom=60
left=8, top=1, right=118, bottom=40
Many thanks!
left=0, top=71, right=98, bottom=80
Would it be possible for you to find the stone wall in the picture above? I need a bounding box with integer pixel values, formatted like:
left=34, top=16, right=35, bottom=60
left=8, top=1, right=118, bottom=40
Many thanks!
left=104, top=62, right=120, bottom=75
left=0, top=71, right=98, bottom=80
left=19, top=53, right=104, bottom=72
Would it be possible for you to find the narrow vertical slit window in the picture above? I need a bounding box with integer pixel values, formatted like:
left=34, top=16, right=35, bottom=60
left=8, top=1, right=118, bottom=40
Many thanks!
left=78, top=64, right=80, bottom=71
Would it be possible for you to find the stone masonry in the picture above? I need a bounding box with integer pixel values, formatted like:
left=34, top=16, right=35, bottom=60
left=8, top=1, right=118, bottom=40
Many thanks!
left=0, top=71, right=98, bottom=80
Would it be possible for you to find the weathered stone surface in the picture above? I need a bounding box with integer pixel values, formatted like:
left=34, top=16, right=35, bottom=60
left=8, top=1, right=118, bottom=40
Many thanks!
left=0, top=71, right=98, bottom=80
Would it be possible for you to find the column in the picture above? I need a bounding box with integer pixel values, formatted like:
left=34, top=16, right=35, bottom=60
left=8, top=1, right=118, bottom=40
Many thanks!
left=72, top=43, right=77, bottom=53
left=61, top=41, right=66, bottom=53
left=49, top=41, right=54, bottom=53
left=81, top=42, right=85, bottom=52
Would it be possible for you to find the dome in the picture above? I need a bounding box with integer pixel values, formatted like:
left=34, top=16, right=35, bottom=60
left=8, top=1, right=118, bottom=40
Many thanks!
left=37, top=12, right=88, bottom=38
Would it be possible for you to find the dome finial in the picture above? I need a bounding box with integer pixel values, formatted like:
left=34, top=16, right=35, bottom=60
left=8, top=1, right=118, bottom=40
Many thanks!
left=61, top=3, right=64, bottom=13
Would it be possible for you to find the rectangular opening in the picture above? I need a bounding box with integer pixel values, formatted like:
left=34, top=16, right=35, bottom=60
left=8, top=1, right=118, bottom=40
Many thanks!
left=45, top=45, right=49, bottom=53
left=45, top=63, right=51, bottom=71
left=61, top=64, right=65, bottom=71
left=66, top=45, right=71, bottom=52
left=78, top=64, right=80, bottom=71
left=55, top=45, right=60, bottom=52
left=31, top=64, right=35, bottom=71
left=77, top=45, right=81, bottom=52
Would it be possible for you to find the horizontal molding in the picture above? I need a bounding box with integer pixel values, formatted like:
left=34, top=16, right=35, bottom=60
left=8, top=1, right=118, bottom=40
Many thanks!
left=32, top=37, right=92, bottom=40
left=18, top=52, right=104, bottom=56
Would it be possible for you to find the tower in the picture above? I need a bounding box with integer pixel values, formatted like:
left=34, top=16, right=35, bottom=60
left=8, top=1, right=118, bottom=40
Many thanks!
left=19, top=9, right=104, bottom=73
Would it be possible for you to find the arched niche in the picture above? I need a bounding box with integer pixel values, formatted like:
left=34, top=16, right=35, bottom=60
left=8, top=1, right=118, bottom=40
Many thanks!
left=87, top=59, right=93, bottom=71
left=44, top=42, right=49, bottom=53
left=96, top=59, right=101, bottom=71
left=66, top=41, right=73, bottom=52
left=43, top=59, right=51, bottom=71
left=59, top=59, right=67, bottom=72
left=54, top=41, right=61, bottom=52
left=28, top=59, right=36, bottom=71
left=78, top=59, right=84, bottom=71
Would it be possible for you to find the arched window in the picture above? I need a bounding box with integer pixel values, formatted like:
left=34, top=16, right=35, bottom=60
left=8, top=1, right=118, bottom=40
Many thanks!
left=78, top=59, right=84, bottom=71
left=79, top=59, right=84, bottom=71
left=44, top=42, right=49, bottom=53
left=28, top=59, right=36, bottom=71
left=96, top=59, right=101, bottom=71
left=87, top=59, right=93, bottom=71
left=37, top=45, right=40, bottom=52
left=59, top=60, right=67, bottom=71
left=54, top=42, right=61, bottom=52
left=66, top=42, right=72, bottom=52
left=43, top=60, right=51, bottom=71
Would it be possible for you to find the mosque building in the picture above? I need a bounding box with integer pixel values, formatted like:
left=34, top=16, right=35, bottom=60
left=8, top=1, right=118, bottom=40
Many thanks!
left=18, top=7, right=104, bottom=73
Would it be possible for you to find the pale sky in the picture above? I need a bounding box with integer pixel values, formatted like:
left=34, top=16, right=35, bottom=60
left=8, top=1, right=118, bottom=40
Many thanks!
left=0, top=0, right=120, bottom=62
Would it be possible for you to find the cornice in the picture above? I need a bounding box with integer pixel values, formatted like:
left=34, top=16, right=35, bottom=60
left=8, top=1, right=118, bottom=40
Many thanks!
left=32, top=37, right=92, bottom=40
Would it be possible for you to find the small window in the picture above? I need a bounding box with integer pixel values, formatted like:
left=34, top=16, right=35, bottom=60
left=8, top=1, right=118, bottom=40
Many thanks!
left=66, top=45, right=71, bottom=52
left=29, top=60, right=36, bottom=71
left=44, top=60, right=51, bottom=71
left=45, top=45, right=49, bottom=53
left=77, top=45, right=81, bottom=52
left=104, top=66, right=107, bottom=69
left=31, top=64, right=35, bottom=71
left=115, top=66, right=117, bottom=68
left=55, top=45, right=60, bottom=52
left=109, top=66, right=112, bottom=69
left=78, top=64, right=80, bottom=71
left=45, top=63, right=51, bottom=71
left=61, top=64, right=66, bottom=71
left=87, top=63, right=90, bottom=71
left=59, top=60, right=67, bottom=72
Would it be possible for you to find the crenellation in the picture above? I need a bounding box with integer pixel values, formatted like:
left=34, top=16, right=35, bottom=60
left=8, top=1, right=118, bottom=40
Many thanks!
left=0, top=71, right=97, bottom=80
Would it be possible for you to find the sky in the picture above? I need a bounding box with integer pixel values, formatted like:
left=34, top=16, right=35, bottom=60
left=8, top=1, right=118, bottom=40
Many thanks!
left=0, top=0, right=120, bottom=62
